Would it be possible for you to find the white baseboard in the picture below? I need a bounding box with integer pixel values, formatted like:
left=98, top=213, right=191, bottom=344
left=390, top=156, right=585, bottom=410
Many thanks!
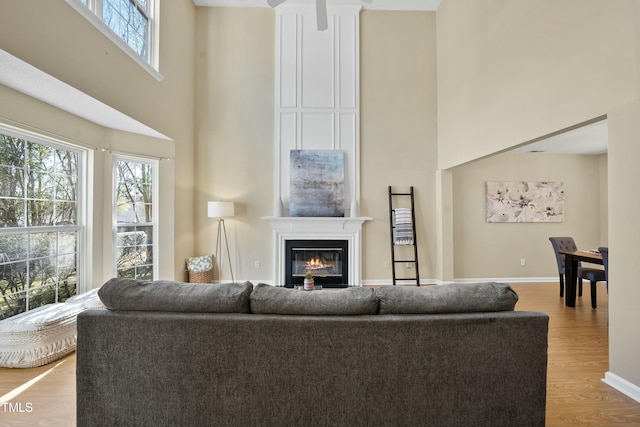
left=453, top=277, right=558, bottom=284
left=256, top=277, right=557, bottom=287
left=360, top=279, right=439, bottom=286
left=602, top=372, right=640, bottom=403
left=361, top=277, right=558, bottom=286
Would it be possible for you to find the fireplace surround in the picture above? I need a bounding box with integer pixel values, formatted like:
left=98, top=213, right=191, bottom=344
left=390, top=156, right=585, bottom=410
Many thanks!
left=285, top=240, right=349, bottom=287
left=262, top=216, right=371, bottom=287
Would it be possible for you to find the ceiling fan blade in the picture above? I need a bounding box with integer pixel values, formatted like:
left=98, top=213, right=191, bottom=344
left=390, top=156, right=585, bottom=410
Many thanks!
left=316, top=0, right=328, bottom=30
left=267, top=0, right=287, bottom=7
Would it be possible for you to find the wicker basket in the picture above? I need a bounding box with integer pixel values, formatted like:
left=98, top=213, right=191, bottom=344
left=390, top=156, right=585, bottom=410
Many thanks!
left=185, top=254, right=214, bottom=283
left=188, top=268, right=213, bottom=283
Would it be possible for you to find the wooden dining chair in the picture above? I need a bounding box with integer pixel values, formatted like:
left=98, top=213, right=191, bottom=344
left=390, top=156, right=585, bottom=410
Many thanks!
left=549, top=237, right=606, bottom=308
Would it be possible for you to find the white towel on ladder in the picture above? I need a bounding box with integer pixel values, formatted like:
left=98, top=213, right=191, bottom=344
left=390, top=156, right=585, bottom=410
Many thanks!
left=394, top=208, right=414, bottom=245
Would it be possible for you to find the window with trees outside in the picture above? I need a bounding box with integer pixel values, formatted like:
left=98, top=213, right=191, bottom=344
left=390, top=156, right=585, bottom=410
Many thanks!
left=114, top=156, right=156, bottom=280
left=0, top=130, right=84, bottom=320
left=72, top=0, right=156, bottom=69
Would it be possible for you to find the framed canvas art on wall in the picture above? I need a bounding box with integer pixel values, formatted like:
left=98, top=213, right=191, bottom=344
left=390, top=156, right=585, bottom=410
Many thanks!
left=485, top=181, right=564, bottom=223
left=290, top=150, right=345, bottom=217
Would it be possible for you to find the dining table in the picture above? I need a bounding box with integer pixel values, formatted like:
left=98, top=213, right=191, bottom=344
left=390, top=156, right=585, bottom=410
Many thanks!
left=559, top=249, right=603, bottom=307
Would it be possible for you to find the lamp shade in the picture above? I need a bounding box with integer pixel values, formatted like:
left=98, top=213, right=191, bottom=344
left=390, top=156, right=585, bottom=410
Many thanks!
left=208, top=201, right=235, bottom=218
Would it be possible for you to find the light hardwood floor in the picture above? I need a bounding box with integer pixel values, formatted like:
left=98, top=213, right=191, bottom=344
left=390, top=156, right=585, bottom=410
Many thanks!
left=514, top=282, right=640, bottom=426
left=0, top=282, right=639, bottom=426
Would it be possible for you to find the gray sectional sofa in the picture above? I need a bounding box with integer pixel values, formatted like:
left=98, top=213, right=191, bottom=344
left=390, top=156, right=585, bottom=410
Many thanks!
left=76, top=279, right=548, bottom=427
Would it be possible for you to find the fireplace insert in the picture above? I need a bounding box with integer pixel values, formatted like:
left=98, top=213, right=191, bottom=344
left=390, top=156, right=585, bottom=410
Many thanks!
left=284, top=240, right=348, bottom=288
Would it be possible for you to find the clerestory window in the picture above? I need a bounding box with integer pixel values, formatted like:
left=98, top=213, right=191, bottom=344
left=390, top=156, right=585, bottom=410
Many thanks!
left=66, top=0, right=160, bottom=79
left=0, top=128, right=86, bottom=320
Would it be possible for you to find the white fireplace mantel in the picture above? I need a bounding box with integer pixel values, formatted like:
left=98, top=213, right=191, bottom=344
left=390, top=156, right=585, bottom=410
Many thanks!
left=262, top=216, right=372, bottom=286
left=267, top=5, right=367, bottom=287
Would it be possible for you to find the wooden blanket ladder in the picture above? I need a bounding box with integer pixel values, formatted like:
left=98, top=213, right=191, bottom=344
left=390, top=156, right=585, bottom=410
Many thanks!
left=388, top=186, right=420, bottom=286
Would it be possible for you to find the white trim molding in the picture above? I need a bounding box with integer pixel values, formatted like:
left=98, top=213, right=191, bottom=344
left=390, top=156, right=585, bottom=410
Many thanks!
left=0, top=49, right=170, bottom=141
left=274, top=3, right=361, bottom=214
left=263, top=216, right=371, bottom=286
left=193, top=0, right=441, bottom=11
left=361, top=277, right=558, bottom=286
left=602, top=372, right=640, bottom=403
left=453, top=277, right=559, bottom=284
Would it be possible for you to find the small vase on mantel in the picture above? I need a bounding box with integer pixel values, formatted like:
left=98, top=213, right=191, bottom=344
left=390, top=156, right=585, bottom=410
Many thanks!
left=303, top=272, right=315, bottom=291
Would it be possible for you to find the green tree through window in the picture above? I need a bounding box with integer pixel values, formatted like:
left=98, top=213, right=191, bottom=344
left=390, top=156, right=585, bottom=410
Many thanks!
left=0, top=131, right=83, bottom=319
left=114, top=157, right=155, bottom=280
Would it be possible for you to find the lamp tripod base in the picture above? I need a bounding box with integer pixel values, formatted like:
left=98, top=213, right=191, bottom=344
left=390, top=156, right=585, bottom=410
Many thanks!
left=215, top=218, right=234, bottom=283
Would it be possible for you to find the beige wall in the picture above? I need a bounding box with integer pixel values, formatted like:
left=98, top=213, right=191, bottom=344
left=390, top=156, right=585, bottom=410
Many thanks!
left=3, top=0, right=637, bottom=394
left=608, top=100, right=640, bottom=388
left=438, top=0, right=640, bottom=394
left=193, top=9, right=437, bottom=284
left=437, top=0, right=637, bottom=170
left=194, top=8, right=275, bottom=282
left=452, top=153, right=606, bottom=279
left=360, top=10, right=438, bottom=282
left=0, top=0, right=196, bottom=283
left=598, top=155, right=609, bottom=244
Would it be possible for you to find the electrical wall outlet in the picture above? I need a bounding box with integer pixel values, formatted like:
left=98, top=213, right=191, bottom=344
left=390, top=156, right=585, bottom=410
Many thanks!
left=254, top=261, right=260, bottom=269
left=520, top=258, right=526, bottom=266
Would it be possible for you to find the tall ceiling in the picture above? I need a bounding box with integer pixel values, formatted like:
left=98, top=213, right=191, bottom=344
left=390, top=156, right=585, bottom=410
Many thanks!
left=193, top=0, right=606, bottom=156
left=510, top=120, right=608, bottom=155
left=3, top=1, right=606, bottom=154
left=193, top=0, right=442, bottom=10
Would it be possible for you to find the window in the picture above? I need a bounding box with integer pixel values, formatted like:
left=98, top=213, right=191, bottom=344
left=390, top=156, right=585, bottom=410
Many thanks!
left=66, top=0, right=160, bottom=79
left=0, top=129, right=85, bottom=320
left=102, top=0, right=151, bottom=61
left=113, top=156, right=157, bottom=280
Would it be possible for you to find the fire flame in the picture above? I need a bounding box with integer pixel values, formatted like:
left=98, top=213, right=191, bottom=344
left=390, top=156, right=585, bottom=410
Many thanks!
left=305, top=258, right=333, bottom=271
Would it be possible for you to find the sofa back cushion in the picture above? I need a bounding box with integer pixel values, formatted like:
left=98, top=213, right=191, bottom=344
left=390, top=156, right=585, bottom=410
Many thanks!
left=250, top=283, right=379, bottom=315
left=376, top=282, right=518, bottom=314
left=98, top=278, right=253, bottom=313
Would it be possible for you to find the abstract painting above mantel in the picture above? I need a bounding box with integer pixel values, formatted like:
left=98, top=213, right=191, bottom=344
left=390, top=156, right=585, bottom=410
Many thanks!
left=485, top=181, right=564, bottom=223
left=290, top=150, right=345, bottom=217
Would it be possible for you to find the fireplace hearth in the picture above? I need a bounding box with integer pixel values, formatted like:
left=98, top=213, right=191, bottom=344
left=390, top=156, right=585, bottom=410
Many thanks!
left=285, top=240, right=348, bottom=288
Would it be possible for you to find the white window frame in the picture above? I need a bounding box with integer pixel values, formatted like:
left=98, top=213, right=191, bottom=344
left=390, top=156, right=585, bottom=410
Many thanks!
left=0, top=125, right=88, bottom=317
left=112, top=154, right=159, bottom=280
left=65, top=0, right=163, bottom=81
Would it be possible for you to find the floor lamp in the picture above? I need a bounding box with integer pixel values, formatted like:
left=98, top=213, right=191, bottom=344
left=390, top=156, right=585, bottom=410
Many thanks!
left=208, top=201, right=235, bottom=283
